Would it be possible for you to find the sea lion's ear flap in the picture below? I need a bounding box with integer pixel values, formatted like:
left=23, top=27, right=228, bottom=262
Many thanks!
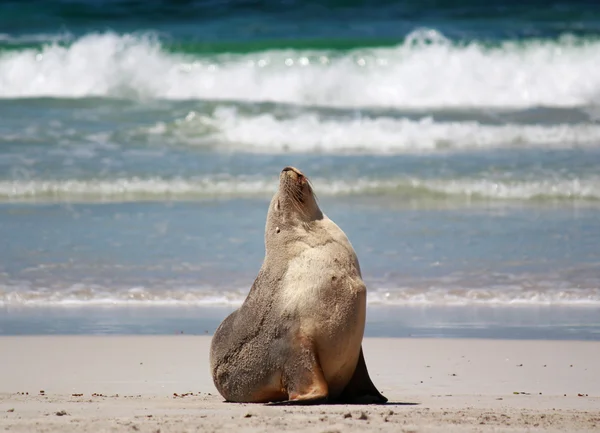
left=276, top=199, right=280, bottom=211
left=337, top=347, right=388, bottom=404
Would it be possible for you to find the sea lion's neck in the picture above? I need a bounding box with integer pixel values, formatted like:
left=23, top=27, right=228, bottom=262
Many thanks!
left=264, top=190, right=324, bottom=255
left=281, top=195, right=323, bottom=224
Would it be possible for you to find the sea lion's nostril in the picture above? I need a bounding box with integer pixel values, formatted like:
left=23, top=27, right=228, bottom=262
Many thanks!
left=282, top=166, right=304, bottom=177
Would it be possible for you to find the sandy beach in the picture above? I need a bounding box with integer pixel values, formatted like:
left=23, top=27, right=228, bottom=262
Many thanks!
left=0, top=336, right=598, bottom=432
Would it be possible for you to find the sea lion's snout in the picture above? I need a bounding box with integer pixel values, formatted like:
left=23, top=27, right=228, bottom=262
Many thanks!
left=281, top=166, right=305, bottom=183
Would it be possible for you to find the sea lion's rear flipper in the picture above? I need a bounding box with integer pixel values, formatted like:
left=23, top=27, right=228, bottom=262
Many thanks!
left=268, top=335, right=329, bottom=405
left=338, top=347, right=388, bottom=404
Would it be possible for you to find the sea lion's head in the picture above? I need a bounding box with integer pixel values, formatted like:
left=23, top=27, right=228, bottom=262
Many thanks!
left=265, top=167, right=323, bottom=245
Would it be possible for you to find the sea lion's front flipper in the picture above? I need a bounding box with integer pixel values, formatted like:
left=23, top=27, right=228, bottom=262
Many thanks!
left=337, top=347, right=387, bottom=404
left=268, top=335, right=329, bottom=405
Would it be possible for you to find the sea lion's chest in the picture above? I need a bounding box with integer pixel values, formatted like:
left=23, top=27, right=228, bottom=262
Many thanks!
left=278, top=218, right=367, bottom=396
left=279, top=219, right=366, bottom=316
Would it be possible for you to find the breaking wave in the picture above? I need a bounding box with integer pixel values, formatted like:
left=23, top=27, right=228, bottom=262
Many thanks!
left=0, top=175, right=598, bottom=202
left=2, top=30, right=600, bottom=108
left=141, top=107, right=600, bottom=153
left=2, top=284, right=599, bottom=307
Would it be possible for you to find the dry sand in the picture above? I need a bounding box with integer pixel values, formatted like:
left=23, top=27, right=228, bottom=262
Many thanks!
left=0, top=336, right=599, bottom=432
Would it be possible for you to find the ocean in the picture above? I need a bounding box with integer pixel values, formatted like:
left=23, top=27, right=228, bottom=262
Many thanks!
left=1, top=0, right=599, bottom=339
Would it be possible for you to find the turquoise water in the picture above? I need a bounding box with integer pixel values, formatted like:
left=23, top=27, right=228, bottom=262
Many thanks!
left=1, top=1, right=600, bottom=338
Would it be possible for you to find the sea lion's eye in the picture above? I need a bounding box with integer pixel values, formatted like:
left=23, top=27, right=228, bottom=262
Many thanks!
left=276, top=227, right=280, bottom=234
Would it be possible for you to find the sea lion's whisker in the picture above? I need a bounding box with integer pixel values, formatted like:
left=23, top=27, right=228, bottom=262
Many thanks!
left=283, top=178, right=308, bottom=216
left=306, top=179, right=317, bottom=201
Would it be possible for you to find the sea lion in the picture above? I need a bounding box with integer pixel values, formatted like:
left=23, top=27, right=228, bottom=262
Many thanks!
left=209, top=166, right=387, bottom=404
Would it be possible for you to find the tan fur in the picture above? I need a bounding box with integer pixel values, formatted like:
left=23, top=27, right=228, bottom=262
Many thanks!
left=210, top=166, right=384, bottom=404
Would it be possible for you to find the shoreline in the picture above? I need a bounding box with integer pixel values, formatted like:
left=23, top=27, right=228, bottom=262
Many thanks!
left=1, top=336, right=599, bottom=432
left=2, top=305, right=600, bottom=341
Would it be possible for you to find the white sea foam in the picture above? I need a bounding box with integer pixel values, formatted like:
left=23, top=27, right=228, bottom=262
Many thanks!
left=1, top=285, right=599, bottom=307
left=414, top=177, right=600, bottom=200
left=0, top=175, right=598, bottom=202
left=0, top=176, right=277, bottom=201
left=164, top=107, right=600, bottom=153
left=2, top=30, right=600, bottom=108
left=11, top=106, right=600, bottom=153
left=368, top=287, right=600, bottom=306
